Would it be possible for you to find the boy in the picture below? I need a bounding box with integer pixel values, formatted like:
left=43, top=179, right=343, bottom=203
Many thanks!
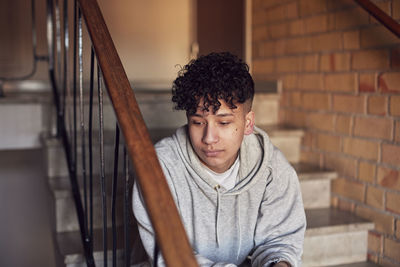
left=133, top=52, right=306, bottom=266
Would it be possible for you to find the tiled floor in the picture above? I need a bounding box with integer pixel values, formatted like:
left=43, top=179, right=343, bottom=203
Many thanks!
left=0, top=148, right=57, bottom=267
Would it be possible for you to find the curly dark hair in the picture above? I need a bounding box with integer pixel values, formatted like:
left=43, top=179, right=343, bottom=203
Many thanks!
left=172, top=52, right=254, bottom=115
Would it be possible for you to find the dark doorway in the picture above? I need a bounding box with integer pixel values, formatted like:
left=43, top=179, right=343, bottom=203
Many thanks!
left=197, top=0, right=244, bottom=59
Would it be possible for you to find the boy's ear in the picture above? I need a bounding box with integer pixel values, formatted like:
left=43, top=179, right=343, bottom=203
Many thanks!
left=244, top=111, right=255, bottom=135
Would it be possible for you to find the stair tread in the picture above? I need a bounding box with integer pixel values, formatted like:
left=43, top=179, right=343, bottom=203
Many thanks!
left=293, top=162, right=337, bottom=181
left=328, top=261, right=382, bottom=267
left=305, top=208, right=374, bottom=236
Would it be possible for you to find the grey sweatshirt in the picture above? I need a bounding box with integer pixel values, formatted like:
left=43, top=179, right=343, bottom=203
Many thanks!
left=132, top=126, right=306, bottom=267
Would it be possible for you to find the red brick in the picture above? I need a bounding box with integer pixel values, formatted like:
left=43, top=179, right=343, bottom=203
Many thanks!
left=368, top=231, right=382, bottom=254
left=386, top=192, right=400, bottom=215
left=283, top=109, right=307, bottom=127
left=276, top=56, right=302, bottom=72
left=359, top=73, right=376, bottom=93
left=397, top=220, right=400, bottom=239
left=379, top=72, right=400, bottom=93
left=332, top=177, right=365, bottom=202
left=252, top=59, right=275, bottom=74
left=366, top=185, right=384, bottom=209
left=299, top=0, right=327, bottom=16
left=369, top=1, right=390, bottom=24
left=377, top=166, right=400, bottom=190
left=282, top=74, right=298, bottom=89
left=367, top=95, right=387, bottom=115
left=390, top=96, right=400, bottom=116
left=335, top=7, right=369, bottom=30
left=300, top=150, right=321, bottom=165
left=396, top=121, right=400, bottom=143
left=394, top=0, right=400, bottom=20
left=304, top=14, right=328, bottom=34
left=253, top=26, right=268, bottom=42
left=335, top=114, right=352, bottom=135
left=302, top=92, right=330, bottom=111
left=320, top=53, right=351, bottom=72
left=325, top=73, right=357, bottom=93
left=253, top=10, right=267, bottom=26
left=268, top=23, right=290, bottom=39
left=288, top=20, right=305, bottom=36
left=311, top=32, right=343, bottom=52
left=333, top=95, right=365, bottom=113
left=302, top=131, right=315, bottom=149
left=384, top=238, right=400, bottom=262
left=307, top=113, right=335, bottom=131
left=382, top=143, right=400, bottom=166
left=265, top=2, right=298, bottom=22
left=316, top=133, right=341, bottom=153
left=298, top=74, right=324, bottom=90
left=354, top=116, right=393, bottom=140
left=352, top=49, right=390, bottom=70
left=343, top=137, right=380, bottom=160
left=261, top=40, right=283, bottom=57
left=358, top=161, right=376, bottom=183
left=324, top=154, right=357, bottom=178
left=327, top=0, right=357, bottom=10
left=289, top=91, right=302, bottom=107
left=286, top=37, right=312, bottom=54
left=390, top=46, right=400, bottom=69
left=301, top=54, right=319, bottom=72
left=356, top=206, right=394, bottom=235
left=361, top=25, right=400, bottom=48
left=343, top=30, right=360, bottom=50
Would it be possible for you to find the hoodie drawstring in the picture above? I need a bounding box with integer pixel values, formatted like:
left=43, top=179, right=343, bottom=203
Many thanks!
left=214, top=184, right=221, bottom=247
left=237, top=195, right=242, bottom=261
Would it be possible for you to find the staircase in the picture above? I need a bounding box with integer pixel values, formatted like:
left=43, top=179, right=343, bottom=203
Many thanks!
left=1, top=84, right=380, bottom=266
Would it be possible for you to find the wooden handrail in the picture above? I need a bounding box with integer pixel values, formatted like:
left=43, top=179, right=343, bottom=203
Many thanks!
left=355, top=0, right=400, bottom=38
left=77, top=0, right=198, bottom=266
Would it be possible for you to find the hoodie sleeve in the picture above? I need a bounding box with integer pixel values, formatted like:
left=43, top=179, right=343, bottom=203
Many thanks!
left=251, top=154, right=306, bottom=267
left=132, top=161, right=238, bottom=267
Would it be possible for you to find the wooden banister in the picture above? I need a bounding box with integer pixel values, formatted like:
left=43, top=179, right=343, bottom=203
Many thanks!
left=77, top=0, right=198, bottom=266
left=355, top=0, right=400, bottom=38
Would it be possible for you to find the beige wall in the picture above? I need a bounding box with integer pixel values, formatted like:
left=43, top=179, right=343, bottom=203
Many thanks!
left=1, top=0, right=193, bottom=89
left=252, top=0, right=400, bottom=265
left=98, top=0, right=193, bottom=88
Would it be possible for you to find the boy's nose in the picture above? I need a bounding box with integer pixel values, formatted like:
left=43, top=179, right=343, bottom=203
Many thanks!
left=202, top=124, right=218, bottom=144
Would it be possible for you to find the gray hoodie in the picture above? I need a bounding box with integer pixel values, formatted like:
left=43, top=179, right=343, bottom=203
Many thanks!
left=132, top=126, right=306, bottom=267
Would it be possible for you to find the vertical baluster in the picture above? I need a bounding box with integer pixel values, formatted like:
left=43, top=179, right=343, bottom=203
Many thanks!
left=55, top=0, right=61, bottom=89
left=72, top=0, right=77, bottom=172
left=88, top=47, right=95, bottom=254
left=123, top=147, right=131, bottom=267
left=62, top=0, right=68, bottom=129
left=78, top=7, right=89, bottom=243
left=98, top=66, right=108, bottom=267
left=112, top=124, right=120, bottom=267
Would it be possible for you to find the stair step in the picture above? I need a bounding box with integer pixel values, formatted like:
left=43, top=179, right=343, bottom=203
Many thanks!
left=0, top=92, right=53, bottom=149
left=328, top=261, right=381, bottom=267
left=259, top=124, right=304, bottom=163
left=253, top=92, right=280, bottom=126
left=57, top=226, right=146, bottom=267
left=294, top=163, right=337, bottom=209
left=303, top=208, right=374, bottom=267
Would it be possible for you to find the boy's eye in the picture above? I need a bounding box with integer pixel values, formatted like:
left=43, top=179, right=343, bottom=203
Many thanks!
left=220, top=121, right=231, bottom=125
left=192, top=120, right=204, bottom=125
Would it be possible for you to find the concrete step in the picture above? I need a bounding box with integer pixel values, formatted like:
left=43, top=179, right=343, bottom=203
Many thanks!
left=56, top=226, right=147, bottom=267
left=303, top=208, right=374, bottom=267
left=294, top=163, right=337, bottom=209
left=51, top=174, right=128, bottom=232
left=0, top=91, right=53, bottom=149
left=328, top=261, right=382, bottom=267
left=259, top=124, right=304, bottom=163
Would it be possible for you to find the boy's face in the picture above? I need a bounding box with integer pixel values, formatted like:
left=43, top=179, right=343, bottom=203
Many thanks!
left=187, top=98, right=254, bottom=173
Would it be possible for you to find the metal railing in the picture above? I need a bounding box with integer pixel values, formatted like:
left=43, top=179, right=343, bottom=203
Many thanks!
left=47, top=0, right=198, bottom=266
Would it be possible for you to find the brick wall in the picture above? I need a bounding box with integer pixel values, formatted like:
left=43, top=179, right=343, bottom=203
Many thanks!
left=252, top=0, right=400, bottom=265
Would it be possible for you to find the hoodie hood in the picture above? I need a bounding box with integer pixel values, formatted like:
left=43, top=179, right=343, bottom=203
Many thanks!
left=172, top=125, right=274, bottom=195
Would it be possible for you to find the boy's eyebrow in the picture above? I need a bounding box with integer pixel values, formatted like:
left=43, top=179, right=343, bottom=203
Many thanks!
left=191, top=112, right=234, bottom=118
